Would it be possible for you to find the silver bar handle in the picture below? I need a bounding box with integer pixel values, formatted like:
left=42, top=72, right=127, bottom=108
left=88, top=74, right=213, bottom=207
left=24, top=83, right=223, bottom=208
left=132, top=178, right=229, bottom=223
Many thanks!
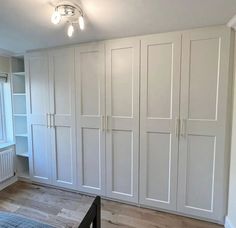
left=175, top=118, right=179, bottom=137
left=101, top=115, right=105, bottom=131
left=106, top=115, right=109, bottom=131
left=51, top=114, right=55, bottom=128
left=181, top=119, right=186, bottom=138
left=184, top=119, right=187, bottom=138
left=180, top=119, right=184, bottom=137
left=47, top=113, right=50, bottom=128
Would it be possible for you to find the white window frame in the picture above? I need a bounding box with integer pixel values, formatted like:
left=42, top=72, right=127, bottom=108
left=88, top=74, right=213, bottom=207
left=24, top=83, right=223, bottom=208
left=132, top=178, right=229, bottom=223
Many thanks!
left=0, top=83, right=6, bottom=143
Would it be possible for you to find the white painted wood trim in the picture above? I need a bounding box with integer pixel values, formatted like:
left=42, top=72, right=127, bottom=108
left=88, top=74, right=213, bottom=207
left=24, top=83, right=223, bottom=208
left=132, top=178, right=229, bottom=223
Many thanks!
left=24, top=26, right=232, bottom=223
left=227, top=15, right=236, bottom=30
left=75, top=42, right=106, bottom=195
left=225, top=216, right=235, bottom=228
left=0, top=176, right=17, bottom=191
left=25, top=51, right=53, bottom=184
left=105, top=37, right=140, bottom=203
left=177, top=26, right=232, bottom=222
left=139, top=32, right=181, bottom=211
left=49, top=47, right=77, bottom=190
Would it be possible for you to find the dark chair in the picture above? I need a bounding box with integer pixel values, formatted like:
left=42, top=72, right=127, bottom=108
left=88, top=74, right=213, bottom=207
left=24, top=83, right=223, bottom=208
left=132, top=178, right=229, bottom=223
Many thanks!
left=79, top=196, right=101, bottom=228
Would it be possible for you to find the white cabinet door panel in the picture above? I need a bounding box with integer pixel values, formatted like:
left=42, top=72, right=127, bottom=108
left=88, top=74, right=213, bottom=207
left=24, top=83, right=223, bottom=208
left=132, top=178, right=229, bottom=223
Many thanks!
left=31, top=125, right=51, bottom=181
left=140, top=33, right=181, bottom=210
left=187, top=38, right=219, bottom=120
left=184, top=135, right=216, bottom=211
left=106, top=38, right=139, bottom=203
left=25, top=52, right=52, bottom=184
left=49, top=48, right=76, bottom=189
left=146, top=132, right=172, bottom=202
left=75, top=43, right=106, bottom=195
left=178, top=27, right=232, bottom=221
left=54, top=127, right=74, bottom=184
left=112, top=130, right=133, bottom=195
left=81, top=128, right=101, bottom=188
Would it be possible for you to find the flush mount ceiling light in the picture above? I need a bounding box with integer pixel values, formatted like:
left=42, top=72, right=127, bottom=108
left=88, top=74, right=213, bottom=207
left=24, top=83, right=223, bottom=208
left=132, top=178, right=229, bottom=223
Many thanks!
left=51, top=2, right=85, bottom=37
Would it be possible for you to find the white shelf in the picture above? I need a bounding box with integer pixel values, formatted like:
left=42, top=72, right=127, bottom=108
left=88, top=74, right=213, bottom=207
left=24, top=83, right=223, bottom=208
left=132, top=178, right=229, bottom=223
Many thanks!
left=14, top=116, right=27, bottom=135
left=12, top=74, right=25, bottom=93
left=16, top=152, right=29, bottom=158
left=11, top=58, right=24, bottom=73
left=12, top=58, right=29, bottom=180
left=13, top=72, right=25, bottom=76
left=13, top=95, right=26, bottom=114
left=15, top=134, right=28, bottom=137
left=13, top=93, right=26, bottom=96
left=15, top=136, right=28, bottom=157
left=13, top=114, right=27, bottom=117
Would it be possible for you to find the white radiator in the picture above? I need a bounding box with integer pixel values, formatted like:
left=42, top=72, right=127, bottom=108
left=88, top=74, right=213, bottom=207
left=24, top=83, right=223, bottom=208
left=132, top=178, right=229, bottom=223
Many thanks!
left=0, top=149, right=15, bottom=183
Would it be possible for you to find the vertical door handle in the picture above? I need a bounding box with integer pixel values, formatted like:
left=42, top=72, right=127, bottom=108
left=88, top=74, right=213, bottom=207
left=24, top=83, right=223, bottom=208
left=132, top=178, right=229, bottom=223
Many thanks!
left=51, top=114, right=55, bottom=128
left=175, top=118, right=179, bottom=137
left=180, top=119, right=187, bottom=138
left=47, top=113, right=50, bottom=128
left=184, top=119, right=187, bottom=138
left=101, top=115, right=105, bottom=131
left=106, top=115, right=109, bottom=131
left=180, top=119, right=184, bottom=137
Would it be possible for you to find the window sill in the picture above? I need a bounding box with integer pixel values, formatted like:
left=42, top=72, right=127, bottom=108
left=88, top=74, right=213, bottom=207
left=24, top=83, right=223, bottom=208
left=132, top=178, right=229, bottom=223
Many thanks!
left=0, top=142, right=15, bottom=150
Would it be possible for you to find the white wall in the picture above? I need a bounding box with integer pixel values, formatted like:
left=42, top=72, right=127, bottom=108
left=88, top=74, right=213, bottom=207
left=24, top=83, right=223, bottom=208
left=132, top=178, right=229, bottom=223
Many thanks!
left=0, top=56, right=10, bottom=73
left=227, top=34, right=236, bottom=228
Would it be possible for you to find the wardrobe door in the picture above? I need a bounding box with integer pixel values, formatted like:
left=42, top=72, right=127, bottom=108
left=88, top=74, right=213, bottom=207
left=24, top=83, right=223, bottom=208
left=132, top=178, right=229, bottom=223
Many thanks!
left=106, top=38, right=140, bottom=203
left=75, top=43, right=106, bottom=195
left=178, top=27, right=232, bottom=221
left=139, top=33, right=181, bottom=210
left=25, top=52, right=52, bottom=184
left=49, top=48, right=77, bottom=189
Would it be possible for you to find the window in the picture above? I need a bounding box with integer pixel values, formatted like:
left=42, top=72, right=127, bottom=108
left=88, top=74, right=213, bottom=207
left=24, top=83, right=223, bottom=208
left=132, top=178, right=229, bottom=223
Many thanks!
left=0, top=83, right=6, bottom=142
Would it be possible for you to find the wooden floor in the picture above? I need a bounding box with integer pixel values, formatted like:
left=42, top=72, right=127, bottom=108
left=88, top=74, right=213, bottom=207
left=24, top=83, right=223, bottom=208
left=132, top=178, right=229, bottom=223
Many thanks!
left=0, top=182, right=223, bottom=228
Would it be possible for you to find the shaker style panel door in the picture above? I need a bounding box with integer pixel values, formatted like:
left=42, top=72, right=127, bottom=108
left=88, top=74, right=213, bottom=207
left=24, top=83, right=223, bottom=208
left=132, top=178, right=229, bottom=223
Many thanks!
left=139, top=33, right=181, bottom=210
left=178, top=27, right=231, bottom=221
left=106, top=38, right=140, bottom=203
left=49, top=48, right=77, bottom=189
left=25, top=52, right=52, bottom=184
left=75, top=43, right=106, bottom=195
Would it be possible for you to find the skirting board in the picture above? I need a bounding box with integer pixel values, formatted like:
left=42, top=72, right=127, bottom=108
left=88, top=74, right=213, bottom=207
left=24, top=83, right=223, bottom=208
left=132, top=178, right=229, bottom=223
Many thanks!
left=0, top=176, right=17, bottom=191
left=225, top=216, right=235, bottom=228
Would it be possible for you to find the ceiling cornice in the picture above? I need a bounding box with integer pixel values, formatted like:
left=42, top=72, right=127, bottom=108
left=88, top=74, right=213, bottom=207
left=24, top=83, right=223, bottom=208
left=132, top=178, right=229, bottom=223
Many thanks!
left=0, top=48, right=15, bottom=57
left=227, top=15, right=236, bottom=30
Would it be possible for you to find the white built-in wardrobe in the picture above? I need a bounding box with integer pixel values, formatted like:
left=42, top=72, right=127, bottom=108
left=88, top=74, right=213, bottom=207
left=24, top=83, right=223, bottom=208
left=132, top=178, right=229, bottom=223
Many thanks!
left=24, top=26, right=233, bottom=223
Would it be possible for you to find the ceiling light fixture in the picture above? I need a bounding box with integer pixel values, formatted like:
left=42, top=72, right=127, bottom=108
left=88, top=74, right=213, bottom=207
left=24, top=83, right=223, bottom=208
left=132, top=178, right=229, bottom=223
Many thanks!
left=51, top=10, right=61, bottom=25
left=51, top=2, right=85, bottom=37
left=67, top=23, right=74, bottom=37
left=79, top=15, right=85, bottom=30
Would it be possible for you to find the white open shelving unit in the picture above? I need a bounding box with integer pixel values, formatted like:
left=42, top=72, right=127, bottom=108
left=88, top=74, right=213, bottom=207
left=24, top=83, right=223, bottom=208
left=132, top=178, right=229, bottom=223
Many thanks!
left=11, top=57, right=29, bottom=179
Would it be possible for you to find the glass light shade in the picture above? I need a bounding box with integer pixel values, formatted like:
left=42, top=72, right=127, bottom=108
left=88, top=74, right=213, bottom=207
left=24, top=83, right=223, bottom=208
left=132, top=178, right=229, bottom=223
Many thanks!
left=67, top=24, right=74, bottom=37
left=79, top=16, right=85, bottom=30
left=51, top=10, right=61, bottom=25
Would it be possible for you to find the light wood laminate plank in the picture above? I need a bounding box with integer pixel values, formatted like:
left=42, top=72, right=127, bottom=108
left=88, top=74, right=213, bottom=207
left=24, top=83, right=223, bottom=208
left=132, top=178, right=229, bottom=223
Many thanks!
left=0, top=182, right=223, bottom=228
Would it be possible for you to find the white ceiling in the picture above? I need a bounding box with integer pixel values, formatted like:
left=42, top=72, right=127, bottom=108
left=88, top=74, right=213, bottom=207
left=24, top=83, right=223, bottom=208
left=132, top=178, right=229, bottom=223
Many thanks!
left=0, top=0, right=236, bottom=54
